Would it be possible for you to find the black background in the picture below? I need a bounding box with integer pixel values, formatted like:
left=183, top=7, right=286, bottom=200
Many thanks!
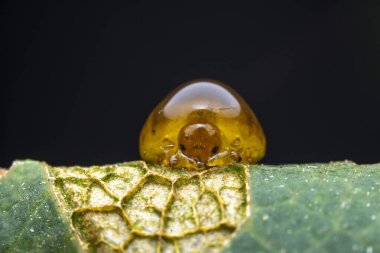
left=1, top=1, right=380, bottom=168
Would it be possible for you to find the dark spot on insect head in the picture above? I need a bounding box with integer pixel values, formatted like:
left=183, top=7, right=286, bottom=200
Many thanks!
left=211, top=146, right=219, bottom=154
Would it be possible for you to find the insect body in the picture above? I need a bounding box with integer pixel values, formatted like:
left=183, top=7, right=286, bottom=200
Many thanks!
left=139, top=80, right=266, bottom=169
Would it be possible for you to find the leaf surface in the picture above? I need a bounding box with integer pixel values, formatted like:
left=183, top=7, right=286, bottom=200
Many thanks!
left=1, top=161, right=380, bottom=253
left=0, top=161, right=81, bottom=253
left=223, top=162, right=380, bottom=253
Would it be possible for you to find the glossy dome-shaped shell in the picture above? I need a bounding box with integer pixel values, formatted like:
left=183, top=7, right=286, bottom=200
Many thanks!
left=139, top=80, right=266, bottom=168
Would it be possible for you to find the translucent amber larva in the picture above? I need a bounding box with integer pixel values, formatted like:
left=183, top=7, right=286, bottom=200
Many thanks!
left=139, top=79, right=266, bottom=169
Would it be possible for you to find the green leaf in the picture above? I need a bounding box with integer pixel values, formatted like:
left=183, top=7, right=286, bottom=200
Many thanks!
left=49, top=162, right=248, bottom=252
left=223, top=162, right=380, bottom=253
left=0, top=161, right=81, bottom=253
left=1, top=160, right=380, bottom=253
